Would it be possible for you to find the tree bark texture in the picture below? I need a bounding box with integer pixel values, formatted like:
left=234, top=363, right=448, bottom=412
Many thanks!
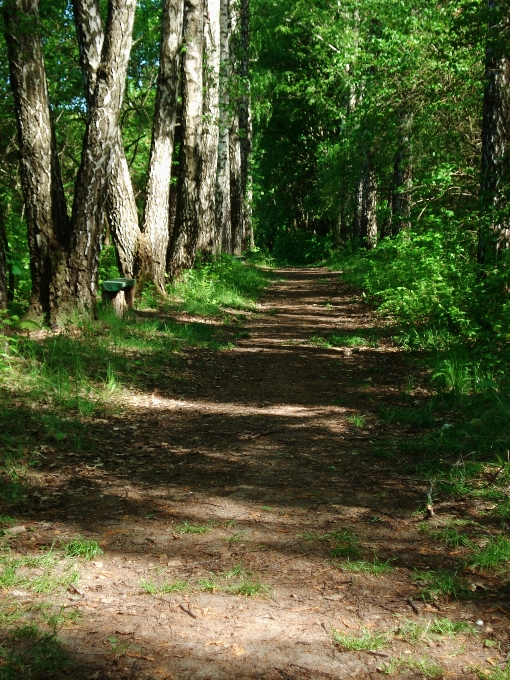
left=478, top=0, right=510, bottom=264
left=391, top=109, right=413, bottom=235
left=216, top=0, right=231, bottom=253
left=197, top=0, right=221, bottom=256
left=0, top=222, right=7, bottom=310
left=360, top=153, right=377, bottom=249
left=61, top=0, right=137, bottom=318
left=3, top=0, right=69, bottom=320
left=139, top=0, right=184, bottom=288
left=73, top=0, right=140, bottom=279
left=238, top=0, right=252, bottom=251
left=229, top=0, right=242, bottom=255
left=167, top=0, right=204, bottom=277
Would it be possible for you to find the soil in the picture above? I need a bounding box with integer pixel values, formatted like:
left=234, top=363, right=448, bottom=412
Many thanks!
left=3, top=268, right=508, bottom=679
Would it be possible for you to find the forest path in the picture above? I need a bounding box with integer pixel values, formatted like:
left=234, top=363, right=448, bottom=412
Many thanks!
left=17, top=268, right=497, bottom=679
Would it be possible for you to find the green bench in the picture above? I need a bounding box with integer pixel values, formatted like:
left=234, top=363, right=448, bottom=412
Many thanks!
left=101, top=278, right=136, bottom=316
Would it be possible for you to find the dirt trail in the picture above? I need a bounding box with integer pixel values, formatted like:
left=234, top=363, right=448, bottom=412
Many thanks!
left=6, top=268, right=504, bottom=679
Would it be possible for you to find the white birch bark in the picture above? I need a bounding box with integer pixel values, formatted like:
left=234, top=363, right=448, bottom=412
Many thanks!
left=197, top=0, right=221, bottom=255
left=61, top=0, right=137, bottom=317
left=140, top=0, right=184, bottom=289
left=167, top=0, right=204, bottom=277
left=215, top=0, right=231, bottom=253
left=73, top=0, right=140, bottom=279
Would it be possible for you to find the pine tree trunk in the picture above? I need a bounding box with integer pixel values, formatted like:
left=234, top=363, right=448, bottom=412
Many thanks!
left=167, top=0, right=204, bottom=277
left=73, top=0, right=140, bottom=279
left=3, top=0, right=69, bottom=320
left=478, top=0, right=510, bottom=264
left=60, top=0, right=137, bottom=318
left=391, top=109, right=412, bottom=235
left=139, top=0, right=184, bottom=289
left=197, top=0, right=221, bottom=256
left=216, top=0, right=231, bottom=254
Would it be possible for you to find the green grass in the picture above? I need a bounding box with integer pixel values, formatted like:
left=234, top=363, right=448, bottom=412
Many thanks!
left=140, top=579, right=189, bottom=595
left=227, top=580, right=271, bottom=597
left=337, top=557, right=394, bottom=576
left=63, top=537, right=103, bottom=560
left=413, top=569, right=469, bottom=601
left=396, top=618, right=475, bottom=643
left=0, top=625, right=71, bottom=679
left=0, top=548, right=79, bottom=595
left=164, top=254, right=270, bottom=316
left=346, top=414, right=366, bottom=428
left=381, top=654, right=444, bottom=678
left=331, top=627, right=390, bottom=651
left=469, top=535, right=510, bottom=570
left=174, top=521, right=210, bottom=535
left=306, top=331, right=377, bottom=349
left=475, top=665, right=510, bottom=679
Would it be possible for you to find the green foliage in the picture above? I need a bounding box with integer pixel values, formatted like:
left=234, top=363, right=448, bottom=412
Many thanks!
left=140, top=579, right=189, bottom=595
left=63, top=537, right=103, bottom=561
left=331, top=627, right=390, bottom=651
left=413, top=569, right=469, bottom=601
left=381, top=654, right=444, bottom=678
left=166, top=255, right=270, bottom=316
left=337, top=557, right=394, bottom=576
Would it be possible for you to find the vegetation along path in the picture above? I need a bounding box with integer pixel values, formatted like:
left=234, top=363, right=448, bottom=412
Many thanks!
left=3, top=269, right=508, bottom=679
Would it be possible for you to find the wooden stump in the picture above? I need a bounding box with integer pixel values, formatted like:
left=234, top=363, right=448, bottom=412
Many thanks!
left=101, top=278, right=136, bottom=317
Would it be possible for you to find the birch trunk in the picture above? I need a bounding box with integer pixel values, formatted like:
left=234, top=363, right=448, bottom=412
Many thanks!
left=360, top=153, right=377, bottom=249
left=216, top=0, right=231, bottom=253
left=61, top=0, right=137, bottom=317
left=238, top=0, right=252, bottom=251
left=391, top=109, right=412, bottom=235
left=3, top=0, right=69, bottom=320
left=139, top=0, right=184, bottom=289
left=229, top=0, right=242, bottom=255
left=167, top=0, right=204, bottom=277
left=73, top=0, right=140, bottom=279
left=478, top=0, right=510, bottom=264
left=197, top=0, right=221, bottom=256
left=0, top=224, right=7, bottom=311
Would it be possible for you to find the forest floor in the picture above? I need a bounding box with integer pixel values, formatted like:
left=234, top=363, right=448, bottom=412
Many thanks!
left=1, top=268, right=509, bottom=679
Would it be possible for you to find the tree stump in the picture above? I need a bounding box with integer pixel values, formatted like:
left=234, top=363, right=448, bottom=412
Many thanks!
left=101, top=278, right=136, bottom=317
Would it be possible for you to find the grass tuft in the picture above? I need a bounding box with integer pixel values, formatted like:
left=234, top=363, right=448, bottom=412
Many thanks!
left=331, top=627, right=390, bottom=651
left=63, top=537, right=103, bottom=561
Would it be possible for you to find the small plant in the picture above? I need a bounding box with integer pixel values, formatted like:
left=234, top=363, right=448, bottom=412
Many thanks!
left=225, top=531, right=247, bottom=544
left=329, top=530, right=361, bottom=559
left=198, top=578, right=218, bottom=592
left=396, top=617, right=474, bottom=643
left=346, top=414, right=366, bottom=428
left=224, top=563, right=251, bottom=579
left=331, top=627, right=390, bottom=651
left=0, top=624, right=71, bottom=677
left=338, top=557, right=394, bottom=576
left=382, top=653, right=444, bottom=678
left=413, top=569, right=469, bottom=601
left=63, top=536, right=103, bottom=560
left=174, top=521, right=210, bottom=535
left=469, top=535, right=510, bottom=570
left=228, top=580, right=271, bottom=597
left=140, top=579, right=188, bottom=595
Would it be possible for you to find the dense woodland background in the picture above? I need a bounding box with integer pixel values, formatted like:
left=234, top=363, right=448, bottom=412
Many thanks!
left=0, top=0, right=510, bottom=352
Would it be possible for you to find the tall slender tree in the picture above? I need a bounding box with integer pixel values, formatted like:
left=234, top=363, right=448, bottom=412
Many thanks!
left=239, top=0, right=252, bottom=250
left=478, top=0, right=510, bottom=264
left=3, top=0, right=69, bottom=320
left=391, top=109, right=413, bottom=235
left=197, top=0, right=221, bottom=256
left=72, top=0, right=140, bottom=279
left=167, top=0, right=205, bottom=276
left=139, top=0, right=184, bottom=289
left=0, top=229, right=7, bottom=310
left=229, top=0, right=243, bottom=255
left=216, top=0, right=231, bottom=253
left=60, top=0, right=137, bottom=317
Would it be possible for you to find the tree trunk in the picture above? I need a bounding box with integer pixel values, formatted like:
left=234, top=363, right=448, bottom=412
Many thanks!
left=360, top=153, right=377, bottom=249
left=61, top=0, right=137, bottom=318
left=391, top=109, right=412, bottom=235
left=73, top=0, right=140, bottom=279
left=167, top=0, right=204, bottom=277
left=478, top=0, right=510, bottom=264
left=0, top=219, right=7, bottom=310
left=3, top=0, right=69, bottom=320
left=197, top=0, right=221, bottom=257
left=238, top=0, right=252, bottom=251
left=216, top=0, right=231, bottom=254
left=139, top=0, right=184, bottom=289
left=229, top=0, right=243, bottom=255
